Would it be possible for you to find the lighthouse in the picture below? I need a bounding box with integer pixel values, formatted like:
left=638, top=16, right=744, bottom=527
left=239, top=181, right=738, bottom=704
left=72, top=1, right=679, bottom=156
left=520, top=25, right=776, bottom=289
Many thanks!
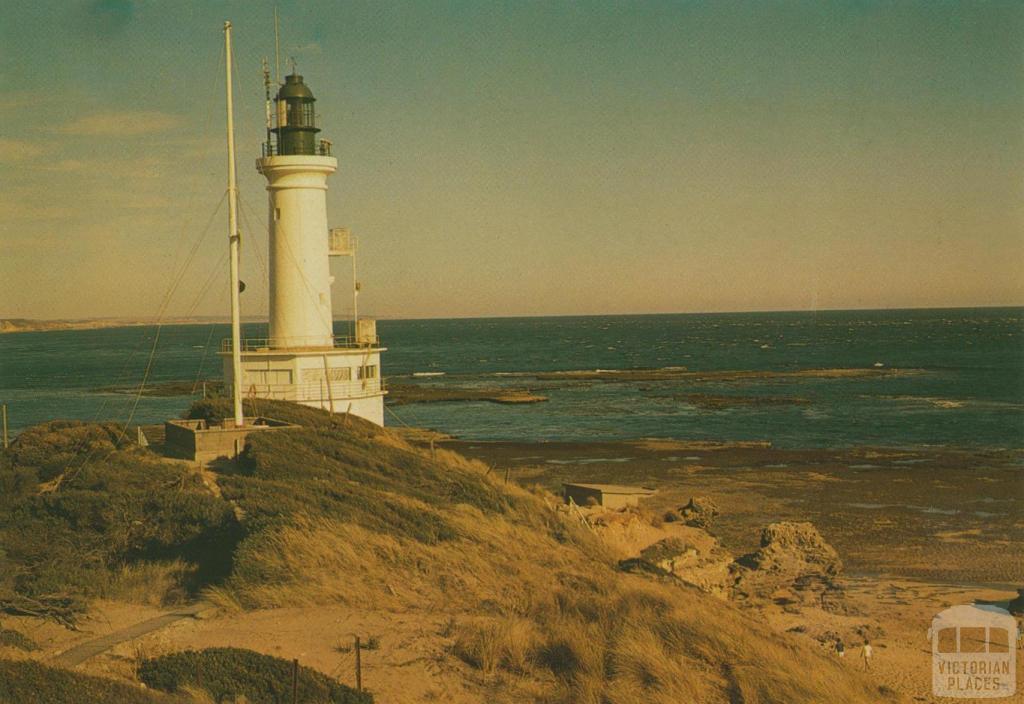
left=220, top=71, right=386, bottom=426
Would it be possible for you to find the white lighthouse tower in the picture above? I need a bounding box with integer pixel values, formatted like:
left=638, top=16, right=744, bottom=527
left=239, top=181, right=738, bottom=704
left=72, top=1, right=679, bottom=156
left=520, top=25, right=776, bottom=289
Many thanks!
left=220, top=71, right=386, bottom=425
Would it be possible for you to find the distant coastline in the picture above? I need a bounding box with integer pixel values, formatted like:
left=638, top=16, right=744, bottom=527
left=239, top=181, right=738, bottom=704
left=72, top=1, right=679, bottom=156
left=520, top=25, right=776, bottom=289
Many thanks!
left=0, top=317, right=260, bottom=334
left=4, top=305, right=1021, bottom=334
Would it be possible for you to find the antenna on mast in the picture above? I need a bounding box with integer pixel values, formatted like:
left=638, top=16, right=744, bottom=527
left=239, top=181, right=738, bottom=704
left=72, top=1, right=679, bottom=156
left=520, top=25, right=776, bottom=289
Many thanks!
left=262, top=57, right=272, bottom=152
left=273, top=6, right=281, bottom=85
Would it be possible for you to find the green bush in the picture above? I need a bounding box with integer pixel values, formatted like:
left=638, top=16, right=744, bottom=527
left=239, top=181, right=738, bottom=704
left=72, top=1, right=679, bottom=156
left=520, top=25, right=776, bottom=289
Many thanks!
left=7, top=421, right=124, bottom=483
left=0, top=659, right=174, bottom=703
left=138, top=647, right=371, bottom=704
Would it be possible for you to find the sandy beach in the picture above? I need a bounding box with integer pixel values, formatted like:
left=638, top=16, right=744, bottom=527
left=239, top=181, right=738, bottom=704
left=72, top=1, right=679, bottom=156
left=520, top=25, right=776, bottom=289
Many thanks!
left=442, top=439, right=1024, bottom=702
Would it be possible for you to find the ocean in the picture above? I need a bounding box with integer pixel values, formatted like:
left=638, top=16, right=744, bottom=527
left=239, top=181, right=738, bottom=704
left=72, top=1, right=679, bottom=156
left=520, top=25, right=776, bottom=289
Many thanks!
left=1, top=308, right=1022, bottom=448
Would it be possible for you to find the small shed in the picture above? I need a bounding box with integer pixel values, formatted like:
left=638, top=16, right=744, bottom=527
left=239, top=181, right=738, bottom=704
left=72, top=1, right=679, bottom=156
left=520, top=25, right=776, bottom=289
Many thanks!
left=563, top=483, right=655, bottom=509
left=164, top=417, right=298, bottom=464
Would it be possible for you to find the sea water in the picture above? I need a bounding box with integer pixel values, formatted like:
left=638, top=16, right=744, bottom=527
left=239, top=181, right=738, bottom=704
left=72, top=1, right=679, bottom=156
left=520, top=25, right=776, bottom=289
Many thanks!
left=1, top=308, right=1021, bottom=448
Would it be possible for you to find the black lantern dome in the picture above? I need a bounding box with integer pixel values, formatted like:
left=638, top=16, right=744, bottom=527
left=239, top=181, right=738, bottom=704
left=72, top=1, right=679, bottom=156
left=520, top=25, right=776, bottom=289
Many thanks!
left=271, top=73, right=321, bottom=156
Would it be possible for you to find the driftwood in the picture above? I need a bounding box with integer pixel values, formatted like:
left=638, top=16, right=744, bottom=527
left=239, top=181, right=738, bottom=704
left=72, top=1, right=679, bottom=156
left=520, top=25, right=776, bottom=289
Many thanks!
left=0, top=593, right=83, bottom=630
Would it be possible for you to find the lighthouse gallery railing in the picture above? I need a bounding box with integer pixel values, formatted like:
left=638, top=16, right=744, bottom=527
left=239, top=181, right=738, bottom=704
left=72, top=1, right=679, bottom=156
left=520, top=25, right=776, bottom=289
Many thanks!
left=239, top=378, right=386, bottom=402
left=220, top=335, right=380, bottom=353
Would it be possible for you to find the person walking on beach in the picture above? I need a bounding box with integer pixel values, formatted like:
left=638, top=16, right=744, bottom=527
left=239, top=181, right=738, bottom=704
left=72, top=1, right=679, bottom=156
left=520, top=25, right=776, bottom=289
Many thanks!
left=836, top=640, right=845, bottom=659
left=861, top=640, right=873, bottom=671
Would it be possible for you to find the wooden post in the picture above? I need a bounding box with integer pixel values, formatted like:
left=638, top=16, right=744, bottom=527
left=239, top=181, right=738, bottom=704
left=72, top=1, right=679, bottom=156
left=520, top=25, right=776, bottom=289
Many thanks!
left=504, top=467, right=510, bottom=484
left=322, top=355, right=336, bottom=414
left=292, top=658, right=298, bottom=704
left=1, top=403, right=8, bottom=450
left=430, top=439, right=436, bottom=461
left=202, top=381, right=207, bottom=399
left=355, top=636, right=362, bottom=692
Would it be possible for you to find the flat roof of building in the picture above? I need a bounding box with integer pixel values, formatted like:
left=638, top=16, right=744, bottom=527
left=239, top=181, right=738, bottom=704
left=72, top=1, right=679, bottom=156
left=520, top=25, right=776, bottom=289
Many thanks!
left=563, top=483, right=655, bottom=495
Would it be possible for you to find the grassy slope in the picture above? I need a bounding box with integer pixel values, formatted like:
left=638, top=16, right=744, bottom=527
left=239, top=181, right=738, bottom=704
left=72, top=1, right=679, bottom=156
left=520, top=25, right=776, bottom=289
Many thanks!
left=190, top=399, right=898, bottom=704
left=0, top=421, right=239, bottom=623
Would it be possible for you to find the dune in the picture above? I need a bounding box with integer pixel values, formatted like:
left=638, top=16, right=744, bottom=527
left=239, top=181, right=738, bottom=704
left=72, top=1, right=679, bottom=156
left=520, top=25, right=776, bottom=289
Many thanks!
left=0, top=401, right=898, bottom=702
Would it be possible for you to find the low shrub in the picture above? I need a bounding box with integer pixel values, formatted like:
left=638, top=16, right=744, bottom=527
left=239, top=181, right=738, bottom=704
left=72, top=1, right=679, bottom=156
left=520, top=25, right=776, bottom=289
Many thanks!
left=0, top=627, right=37, bottom=651
left=7, top=421, right=124, bottom=483
left=0, top=659, right=173, bottom=703
left=138, top=647, right=371, bottom=704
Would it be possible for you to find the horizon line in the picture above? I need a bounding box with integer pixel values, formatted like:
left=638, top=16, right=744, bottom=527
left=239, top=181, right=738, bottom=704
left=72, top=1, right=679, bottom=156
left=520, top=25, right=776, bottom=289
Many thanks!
left=4, top=302, right=1023, bottom=327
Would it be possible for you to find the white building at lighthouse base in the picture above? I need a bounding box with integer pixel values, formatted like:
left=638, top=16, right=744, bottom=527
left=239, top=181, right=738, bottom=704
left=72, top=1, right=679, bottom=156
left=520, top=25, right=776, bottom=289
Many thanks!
left=219, top=322, right=386, bottom=426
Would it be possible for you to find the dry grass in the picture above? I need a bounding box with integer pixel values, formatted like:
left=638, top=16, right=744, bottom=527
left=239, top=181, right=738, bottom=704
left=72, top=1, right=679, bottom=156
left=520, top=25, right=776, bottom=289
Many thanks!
left=100, top=560, right=194, bottom=607
left=201, top=585, right=246, bottom=614
left=179, top=685, right=216, bottom=704
left=452, top=616, right=540, bottom=676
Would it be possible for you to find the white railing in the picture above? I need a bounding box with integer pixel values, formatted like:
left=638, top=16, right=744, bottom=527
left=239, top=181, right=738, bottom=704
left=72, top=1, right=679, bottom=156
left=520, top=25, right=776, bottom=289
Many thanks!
left=238, top=378, right=386, bottom=402
left=221, top=335, right=380, bottom=352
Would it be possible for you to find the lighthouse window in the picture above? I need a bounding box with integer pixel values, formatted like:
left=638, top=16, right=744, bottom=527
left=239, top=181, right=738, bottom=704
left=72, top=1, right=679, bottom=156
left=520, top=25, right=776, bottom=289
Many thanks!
left=245, top=369, right=292, bottom=386
left=274, top=208, right=281, bottom=220
left=302, top=368, right=351, bottom=383
left=286, top=101, right=315, bottom=128
left=357, top=365, right=377, bottom=380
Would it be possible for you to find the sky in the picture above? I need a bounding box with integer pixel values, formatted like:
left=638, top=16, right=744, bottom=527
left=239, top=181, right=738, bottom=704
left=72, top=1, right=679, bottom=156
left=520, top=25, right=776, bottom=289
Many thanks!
left=1, top=0, right=1022, bottom=321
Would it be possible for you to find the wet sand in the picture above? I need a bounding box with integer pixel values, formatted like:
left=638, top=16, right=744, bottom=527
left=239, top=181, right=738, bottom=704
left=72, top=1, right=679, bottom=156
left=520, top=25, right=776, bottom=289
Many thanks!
left=444, top=440, right=1023, bottom=587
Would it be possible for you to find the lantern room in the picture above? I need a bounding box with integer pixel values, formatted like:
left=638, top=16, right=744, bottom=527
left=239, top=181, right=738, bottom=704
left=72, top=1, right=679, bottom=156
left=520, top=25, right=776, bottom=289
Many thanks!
left=269, top=73, right=325, bottom=156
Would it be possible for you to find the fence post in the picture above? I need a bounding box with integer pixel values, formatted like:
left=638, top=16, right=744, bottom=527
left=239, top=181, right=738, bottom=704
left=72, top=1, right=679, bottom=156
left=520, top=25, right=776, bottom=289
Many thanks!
left=504, top=467, right=510, bottom=484
left=355, top=636, right=362, bottom=692
left=1, top=403, right=8, bottom=450
left=292, top=658, right=298, bottom=704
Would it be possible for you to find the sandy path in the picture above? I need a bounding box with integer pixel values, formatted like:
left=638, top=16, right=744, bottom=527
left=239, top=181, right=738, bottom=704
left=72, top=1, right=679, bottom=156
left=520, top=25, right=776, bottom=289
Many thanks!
left=48, top=602, right=212, bottom=668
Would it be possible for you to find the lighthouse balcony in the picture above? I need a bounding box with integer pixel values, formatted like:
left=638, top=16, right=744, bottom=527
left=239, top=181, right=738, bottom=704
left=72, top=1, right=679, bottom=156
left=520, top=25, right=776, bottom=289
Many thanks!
left=262, top=138, right=333, bottom=158
left=221, top=334, right=380, bottom=353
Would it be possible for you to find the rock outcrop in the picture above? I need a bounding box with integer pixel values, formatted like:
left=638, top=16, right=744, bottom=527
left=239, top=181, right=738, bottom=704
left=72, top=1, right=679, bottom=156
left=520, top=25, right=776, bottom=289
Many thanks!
left=603, top=511, right=846, bottom=609
left=617, top=528, right=735, bottom=598
left=731, top=521, right=844, bottom=608
left=664, top=496, right=719, bottom=529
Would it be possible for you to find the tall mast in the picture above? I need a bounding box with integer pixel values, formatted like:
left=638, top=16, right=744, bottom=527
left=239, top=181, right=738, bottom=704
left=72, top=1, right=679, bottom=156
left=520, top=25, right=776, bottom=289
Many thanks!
left=224, top=20, right=244, bottom=427
left=274, top=7, right=282, bottom=86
